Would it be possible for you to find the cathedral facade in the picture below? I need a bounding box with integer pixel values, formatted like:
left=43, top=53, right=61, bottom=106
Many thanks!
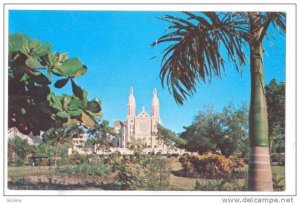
left=114, top=87, right=161, bottom=149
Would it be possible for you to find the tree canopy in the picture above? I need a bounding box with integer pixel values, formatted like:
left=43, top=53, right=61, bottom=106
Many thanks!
left=265, top=79, right=285, bottom=152
left=87, top=120, right=118, bottom=152
left=9, top=33, right=101, bottom=135
left=157, top=124, right=187, bottom=147
left=180, top=104, right=249, bottom=157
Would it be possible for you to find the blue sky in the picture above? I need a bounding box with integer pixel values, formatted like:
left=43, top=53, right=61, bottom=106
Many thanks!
left=9, top=11, right=286, bottom=133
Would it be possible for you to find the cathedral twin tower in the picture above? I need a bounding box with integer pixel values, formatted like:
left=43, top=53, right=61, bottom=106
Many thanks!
left=128, top=87, right=159, bottom=118
left=114, top=87, right=161, bottom=149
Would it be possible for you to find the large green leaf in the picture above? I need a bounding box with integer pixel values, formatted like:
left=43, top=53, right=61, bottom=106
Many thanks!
left=28, top=40, right=41, bottom=50
left=61, top=58, right=84, bottom=77
left=26, top=56, right=42, bottom=68
left=53, top=58, right=84, bottom=77
left=33, top=42, right=51, bottom=57
left=68, top=97, right=81, bottom=111
left=56, top=111, right=70, bottom=119
left=68, top=109, right=82, bottom=117
left=9, top=33, right=28, bottom=52
left=48, top=93, right=63, bottom=111
left=54, top=78, right=69, bottom=88
left=73, top=65, right=87, bottom=77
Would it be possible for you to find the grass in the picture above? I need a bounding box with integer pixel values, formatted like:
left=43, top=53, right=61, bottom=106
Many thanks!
left=8, top=166, right=54, bottom=178
left=7, top=158, right=285, bottom=191
left=272, top=165, right=285, bottom=178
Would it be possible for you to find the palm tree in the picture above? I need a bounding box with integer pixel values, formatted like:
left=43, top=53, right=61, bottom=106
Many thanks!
left=152, top=12, right=285, bottom=191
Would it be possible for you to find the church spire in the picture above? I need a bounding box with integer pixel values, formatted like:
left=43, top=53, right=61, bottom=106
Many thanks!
left=152, top=88, right=159, bottom=117
left=130, top=87, right=134, bottom=95
left=128, top=87, right=136, bottom=116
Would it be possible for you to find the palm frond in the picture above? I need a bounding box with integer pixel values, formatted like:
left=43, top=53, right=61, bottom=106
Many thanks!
left=269, top=12, right=286, bottom=33
left=153, top=12, right=248, bottom=105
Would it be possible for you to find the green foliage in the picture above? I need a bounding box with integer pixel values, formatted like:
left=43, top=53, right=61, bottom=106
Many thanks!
left=8, top=33, right=101, bottom=135
left=117, top=156, right=147, bottom=190
left=127, top=137, right=146, bottom=154
left=152, top=12, right=285, bottom=105
left=271, top=153, right=285, bottom=166
left=194, top=178, right=246, bottom=191
left=109, top=151, right=123, bottom=172
left=8, top=136, right=36, bottom=166
left=67, top=152, right=90, bottom=165
left=42, top=125, right=83, bottom=166
left=179, top=153, right=246, bottom=179
left=180, top=104, right=249, bottom=157
left=144, top=156, right=171, bottom=189
left=52, top=58, right=86, bottom=78
left=117, top=155, right=171, bottom=190
left=36, top=142, right=56, bottom=157
left=157, top=124, right=187, bottom=147
left=272, top=174, right=285, bottom=191
left=87, top=120, right=117, bottom=152
left=42, top=126, right=82, bottom=145
left=265, top=79, right=285, bottom=153
left=55, top=161, right=112, bottom=177
left=178, top=154, right=196, bottom=177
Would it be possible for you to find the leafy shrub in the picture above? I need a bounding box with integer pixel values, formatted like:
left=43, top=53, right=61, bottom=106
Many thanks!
left=179, top=153, right=246, bottom=179
left=117, top=155, right=171, bottom=190
left=117, top=156, right=146, bottom=190
left=145, top=156, right=171, bottom=189
left=192, top=153, right=233, bottom=178
left=67, top=152, right=89, bottom=165
left=179, top=154, right=196, bottom=177
left=8, top=136, right=36, bottom=166
left=111, top=151, right=121, bottom=158
left=109, top=152, right=123, bottom=172
left=272, top=174, right=285, bottom=191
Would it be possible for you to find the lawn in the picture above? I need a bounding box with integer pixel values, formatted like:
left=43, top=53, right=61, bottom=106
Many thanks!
left=7, top=158, right=285, bottom=191
left=8, top=166, right=54, bottom=178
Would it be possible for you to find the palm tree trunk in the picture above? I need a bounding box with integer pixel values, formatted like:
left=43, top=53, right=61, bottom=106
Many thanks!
left=248, top=20, right=273, bottom=190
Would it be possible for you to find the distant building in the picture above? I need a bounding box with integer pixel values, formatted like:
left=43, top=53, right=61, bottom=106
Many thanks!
left=71, top=134, right=87, bottom=154
left=67, top=87, right=186, bottom=155
left=8, top=127, right=42, bottom=145
left=114, top=87, right=161, bottom=149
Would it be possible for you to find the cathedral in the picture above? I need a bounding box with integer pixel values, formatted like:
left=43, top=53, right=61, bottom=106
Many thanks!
left=114, top=87, right=161, bottom=149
